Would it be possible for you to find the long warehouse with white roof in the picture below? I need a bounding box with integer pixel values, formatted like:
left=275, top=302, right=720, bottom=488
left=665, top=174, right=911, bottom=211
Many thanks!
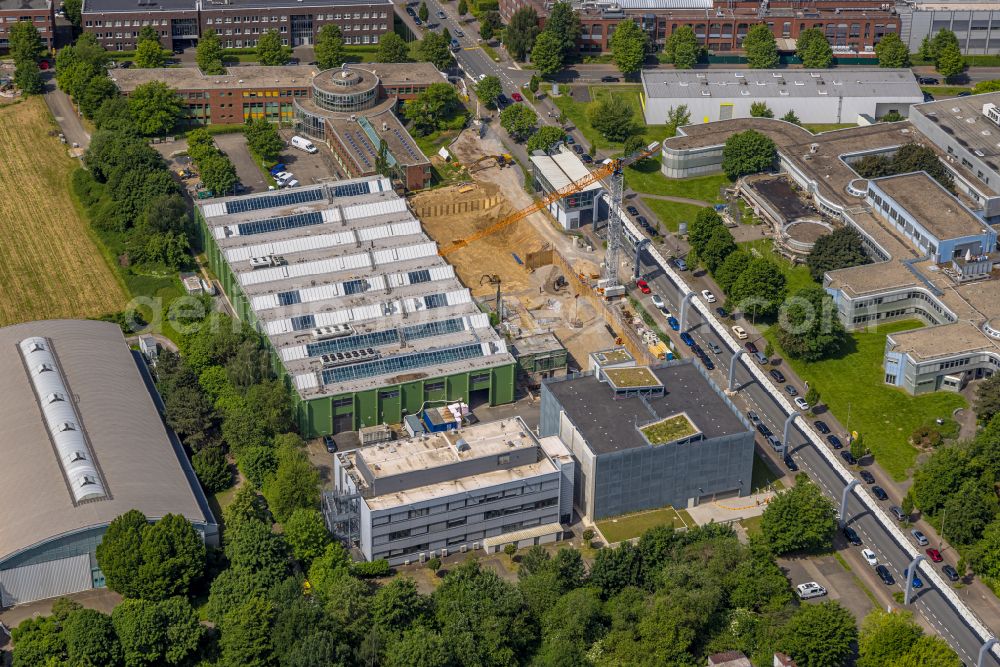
left=197, top=176, right=516, bottom=437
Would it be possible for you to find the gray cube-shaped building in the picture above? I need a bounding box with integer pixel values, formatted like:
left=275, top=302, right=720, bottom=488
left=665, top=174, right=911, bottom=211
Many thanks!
left=540, top=359, right=754, bottom=521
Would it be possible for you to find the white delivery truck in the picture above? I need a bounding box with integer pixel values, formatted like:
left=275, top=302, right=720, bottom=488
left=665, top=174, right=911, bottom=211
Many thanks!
left=290, top=135, right=318, bottom=153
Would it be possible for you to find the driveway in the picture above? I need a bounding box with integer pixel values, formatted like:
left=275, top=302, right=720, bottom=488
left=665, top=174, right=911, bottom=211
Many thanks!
left=42, top=74, right=89, bottom=151
left=213, top=132, right=270, bottom=193
left=780, top=553, right=875, bottom=623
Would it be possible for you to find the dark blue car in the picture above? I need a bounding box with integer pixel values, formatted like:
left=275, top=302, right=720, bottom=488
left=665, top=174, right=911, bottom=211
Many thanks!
left=680, top=332, right=695, bottom=347
left=667, top=316, right=679, bottom=331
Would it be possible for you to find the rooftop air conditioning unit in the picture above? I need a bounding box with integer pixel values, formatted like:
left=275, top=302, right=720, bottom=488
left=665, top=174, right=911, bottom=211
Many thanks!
left=312, top=324, right=354, bottom=340
left=249, top=256, right=275, bottom=269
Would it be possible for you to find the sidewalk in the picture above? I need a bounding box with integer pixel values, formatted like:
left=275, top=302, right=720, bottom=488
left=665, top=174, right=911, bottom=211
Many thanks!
left=685, top=489, right=779, bottom=526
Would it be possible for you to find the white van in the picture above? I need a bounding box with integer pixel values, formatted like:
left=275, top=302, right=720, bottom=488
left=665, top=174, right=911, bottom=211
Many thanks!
left=796, top=582, right=827, bottom=599
left=290, top=135, right=318, bottom=154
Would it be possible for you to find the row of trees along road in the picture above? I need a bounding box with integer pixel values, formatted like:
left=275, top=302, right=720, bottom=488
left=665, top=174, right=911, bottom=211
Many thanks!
left=8, top=19, right=46, bottom=93
left=11, top=467, right=963, bottom=666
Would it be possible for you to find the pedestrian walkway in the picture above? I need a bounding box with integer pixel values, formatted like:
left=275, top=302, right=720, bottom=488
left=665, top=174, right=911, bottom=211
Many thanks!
left=639, top=192, right=712, bottom=207
left=685, top=489, right=778, bottom=526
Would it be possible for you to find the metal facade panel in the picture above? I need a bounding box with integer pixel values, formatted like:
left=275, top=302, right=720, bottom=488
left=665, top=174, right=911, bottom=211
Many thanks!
left=0, top=554, right=92, bottom=607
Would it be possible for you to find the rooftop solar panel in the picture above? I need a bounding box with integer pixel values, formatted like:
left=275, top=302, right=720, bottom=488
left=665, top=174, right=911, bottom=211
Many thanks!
left=424, top=293, right=449, bottom=309
left=291, top=315, right=316, bottom=331
left=236, top=211, right=324, bottom=237
left=224, top=187, right=324, bottom=215
left=322, top=343, right=485, bottom=384
left=277, top=291, right=302, bottom=306
left=343, top=279, right=367, bottom=295
left=333, top=181, right=369, bottom=199
left=307, top=328, right=400, bottom=357
left=408, top=269, right=431, bottom=285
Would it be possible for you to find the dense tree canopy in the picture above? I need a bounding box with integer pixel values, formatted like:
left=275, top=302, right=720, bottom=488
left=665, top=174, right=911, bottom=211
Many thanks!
left=506, top=7, right=541, bottom=61
left=257, top=29, right=290, bottom=65
left=587, top=95, right=634, bottom=142
left=244, top=116, right=284, bottom=161
left=610, top=18, right=647, bottom=75
left=417, top=31, right=455, bottom=71
left=127, top=80, right=183, bottom=136
left=526, top=125, right=567, bottom=152
left=531, top=30, right=564, bottom=76
left=402, top=82, right=464, bottom=136
left=196, top=28, right=225, bottom=74
left=761, top=477, right=837, bottom=554
left=876, top=32, right=910, bottom=68
left=796, top=27, right=833, bottom=68
left=544, top=0, right=581, bottom=58
left=776, top=286, right=848, bottom=361
left=744, top=24, right=779, bottom=68
left=777, top=601, right=857, bottom=667
left=134, top=39, right=166, bottom=68
left=853, top=142, right=953, bottom=191
left=500, top=103, right=539, bottom=141
left=722, top=129, right=776, bottom=180
left=806, top=226, right=871, bottom=282
left=376, top=32, right=410, bottom=63
left=475, top=74, right=502, bottom=108
left=750, top=101, right=773, bottom=118
left=315, top=23, right=346, bottom=69
left=664, top=25, right=698, bottom=68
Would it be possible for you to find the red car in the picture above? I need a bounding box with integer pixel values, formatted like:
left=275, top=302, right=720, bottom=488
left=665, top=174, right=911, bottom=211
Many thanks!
left=636, top=279, right=651, bottom=294
left=926, top=548, right=943, bottom=562
left=511, top=92, right=524, bottom=102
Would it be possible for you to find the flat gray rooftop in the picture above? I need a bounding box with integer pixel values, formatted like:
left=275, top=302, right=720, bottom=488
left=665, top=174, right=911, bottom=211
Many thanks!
left=199, top=176, right=513, bottom=399
left=111, top=66, right=317, bottom=93
left=913, top=92, right=1000, bottom=172
left=873, top=172, right=990, bottom=240
left=0, top=0, right=49, bottom=10
left=544, top=361, right=747, bottom=455
left=643, top=69, right=922, bottom=101
left=82, top=0, right=195, bottom=13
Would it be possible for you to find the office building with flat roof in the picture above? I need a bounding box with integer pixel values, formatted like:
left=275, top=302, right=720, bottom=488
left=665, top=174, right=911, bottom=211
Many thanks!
left=329, top=416, right=574, bottom=564
left=197, top=176, right=516, bottom=437
left=896, top=0, right=1000, bottom=55
left=540, top=360, right=754, bottom=521
left=641, top=69, right=923, bottom=126
left=0, top=320, right=217, bottom=608
left=529, top=147, right=605, bottom=229
left=0, top=0, right=55, bottom=50
left=81, top=0, right=392, bottom=51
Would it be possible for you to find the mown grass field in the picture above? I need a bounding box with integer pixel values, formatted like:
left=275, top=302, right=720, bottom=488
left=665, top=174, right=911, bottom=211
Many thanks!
left=0, top=96, right=127, bottom=325
left=624, top=159, right=730, bottom=203
left=597, top=507, right=689, bottom=543
left=738, top=238, right=817, bottom=296
left=551, top=85, right=672, bottom=152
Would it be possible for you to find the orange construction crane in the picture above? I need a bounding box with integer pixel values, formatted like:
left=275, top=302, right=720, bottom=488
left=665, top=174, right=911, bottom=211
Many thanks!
left=439, top=141, right=661, bottom=256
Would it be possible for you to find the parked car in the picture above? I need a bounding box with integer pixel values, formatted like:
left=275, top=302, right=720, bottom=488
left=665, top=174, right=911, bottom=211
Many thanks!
left=942, top=564, right=960, bottom=581
left=323, top=436, right=337, bottom=453
left=958, top=91, right=972, bottom=97
left=757, top=422, right=773, bottom=438
left=573, top=144, right=584, bottom=155
left=912, top=529, right=929, bottom=546
left=862, top=548, right=878, bottom=567
left=918, top=76, right=939, bottom=85
left=413, top=16, right=422, bottom=25
left=636, top=279, right=651, bottom=294
left=744, top=341, right=758, bottom=354
left=784, top=385, right=798, bottom=397
left=495, top=93, right=510, bottom=108
left=753, top=350, right=768, bottom=365
left=859, top=470, right=875, bottom=484
left=767, top=435, right=782, bottom=450
left=651, top=294, right=665, bottom=310
left=769, top=369, right=786, bottom=383
left=673, top=257, right=688, bottom=271
left=691, top=344, right=704, bottom=357
left=796, top=582, right=827, bottom=599
left=715, top=306, right=728, bottom=318
left=903, top=568, right=923, bottom=588
left=813, top=420, right=830, bottom=434
left=782, top=454, right=798, bottom=471
left=565, top=135, right=575, bottom=144
left=827, top=435, right=843, bottom=449
left=667, top=316, right=680, bottom=331
left=455, top=29, right=464, bottom=37
left=701, top=289, right=717, bottom=303
left=926, top=548, right=943, bottom=562
left=890, top=505, right=906, bottom=521
left=512, top=92, right=524, bottom=102
left=843, top=526, right=862, bottom=546
left=680, top=332, right=695, bottom=347
left=732, top=325, right=748, bottom=340
left=876, top=564, right=895, bottom=585
left=872, top=485, right=889, bottom=501
left=701, top=354, right=715, bottom=370
left=581, top=154, right=593, bottom=163
left=708, top=342, right=722, bottom=354
left=600, top=75, right=620, bottom=82
left=437, top=10, right=446, bottom=17
left=747, top=410, right=760, bottom=423
left=841, top=450, right=857, bottom=465
left=794, top=397, right=810, bottom=411
left=626, top=205, right=639, bottom=216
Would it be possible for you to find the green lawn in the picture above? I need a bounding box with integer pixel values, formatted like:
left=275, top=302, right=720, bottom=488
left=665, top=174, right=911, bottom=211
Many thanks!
left=802, top=123, right=858, bottom=134
left=479, top=43, right=500, bottom=62
left=551, top=85, right=671, bottom=152
left=738, top=238, right=817, bottom=296
left=751, top=452, right=783, bottom=494
left=641, top=198, right=704, bottom=233
left=921, top=85, right=973, bottom=98
left=760, top=319, right=967, bottom=480
left=740, top=514, right=764, bottom=537
left=596, top=507, right=686, bottom=543
left=625, top=159, right=730, bottom=203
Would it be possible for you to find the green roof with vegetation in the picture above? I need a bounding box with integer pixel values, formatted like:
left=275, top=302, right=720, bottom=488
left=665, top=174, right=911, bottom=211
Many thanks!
left=640, top=413, right=699, bottom=445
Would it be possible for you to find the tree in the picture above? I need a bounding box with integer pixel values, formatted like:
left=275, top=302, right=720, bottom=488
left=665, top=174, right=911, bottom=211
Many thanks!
left=715, top=250, right=751, bottom=294
left=79, top=75, right=119, bottom=119
left=385, top=626, right=452, bottom=667
left=475, top=74, right=502, bottom=108
left=111, top=599, right=167, bottom=667
left=761, top=477, right=837, bottom=554
left=11, top=613, right=67, bottom=665
left=858, top=609, right=923, bottom=667
left=500, top=103, right=538, bottom=140
left=134, top=39, right=166, bottom=68
left=940, top=478, right=997, bottom=545
left=95, top=510, right=206, bottom=600
left=200, top=153, right=239, bottom=194
left=805, top=386, right=820, bottom=408
left=665, top=103, right=691, bottom=137
left=159, top=597, right=204, bottom=666
left=702, top=225, right=737, bottom=273
left=796, top=27, right=833, bottom=68
left=457, top=0, right=467, bottom=15
left=63, top=609, right=123, bottom=667
left=912, top=444, right=969, bottom=515
left=664, top=25, right=697, bottom=67
left=976, top=373, right=1000, bottom=423
left=418, top=1, right=429, bottom=21
left=64, top=0, right=82, bottom=27
left=506, top=7, right=540, bottom=61
left=526, top=125, right=566, bottom=152
left=545, top=0, right=581, bottom=58
left=806, top=225, right=870, bottom=282
left=220, top=597, right=275, bottom=667
left=897, top=635, right=962, bottom=667
left=851, top=433, right=865, bottom=463
left=244, top=116, right=284, bottom=161
left=778, top=601, right=858, bottom=667
left=197, top=28, right=225, bottom=74
left=744, top=24, right=779, bottom=68
left=263, top=443, right=321, bottom=522
left=14, top=63, right=43, bottom=94
left=688, top=206, right=725, bottom=254
left=935, top=39, right=965, bottom=81
left=127, top=80, right=182, bottom=135
left=257, top=29, right=289, bottom=66
left=531, top=30, right=564, bottom=77
left=529, top=75, right=540, bottom=93
left=776, top=287, right=847, bottom=361
left=722, top=129, right=776, bottom=180
left=284, top=508, right=332, bottom=566
left=730, top=257, right=786, bottom=318
left=376, top=32, right=410, bottom=63
left=876, top=32, right=910, bottom=68
left=315, top=24, right=346, bottom=70
left=587, top=94, right=634, bottom=142
left=781, top=109, right=801, bottom=125
left=918, top=34, right=935, bottom=62
left=417, top=31, right=455, bottom=70
left=480, top=15, right=496, bottom=41
left=192, top=444, right=232, bottom=492
left=402, top=81, right=462, bottom=135
left=622, top=134, right=645, bottom=157
left=750, top=101, right=773, bottom=118
left=9, top=20, right=44, bottom=63
left=610, top=18, right=647, bottom=76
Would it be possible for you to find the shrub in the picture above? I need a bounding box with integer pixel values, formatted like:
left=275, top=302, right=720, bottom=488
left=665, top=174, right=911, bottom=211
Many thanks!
left=351, top=559, right=391, bottom=578
left=911, top=425, right=944, bottom=449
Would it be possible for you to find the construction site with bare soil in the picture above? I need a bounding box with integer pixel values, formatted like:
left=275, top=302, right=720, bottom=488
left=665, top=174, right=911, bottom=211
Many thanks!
left=407, top=126, right=655, bottom=369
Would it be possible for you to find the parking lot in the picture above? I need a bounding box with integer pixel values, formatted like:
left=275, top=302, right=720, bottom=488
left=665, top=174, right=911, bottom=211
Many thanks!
left=780, top=552, right=876, bottom=622
left=276, top=128, right=345, bottom=186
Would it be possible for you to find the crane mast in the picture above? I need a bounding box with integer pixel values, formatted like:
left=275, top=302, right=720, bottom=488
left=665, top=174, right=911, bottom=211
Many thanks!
left=603, top=160, right=625, bottom=287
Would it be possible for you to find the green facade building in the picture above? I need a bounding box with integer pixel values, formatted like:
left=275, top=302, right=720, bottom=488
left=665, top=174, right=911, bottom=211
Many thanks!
left=197, top=176, right=516, bottom=437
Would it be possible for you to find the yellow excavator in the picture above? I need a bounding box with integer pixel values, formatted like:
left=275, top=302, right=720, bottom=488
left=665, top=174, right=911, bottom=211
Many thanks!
left=467, top=154, right=513, bottom=173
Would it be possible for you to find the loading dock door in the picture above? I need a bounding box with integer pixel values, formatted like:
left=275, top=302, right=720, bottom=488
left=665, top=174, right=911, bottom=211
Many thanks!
left=719, top=103, right=734, bottom=121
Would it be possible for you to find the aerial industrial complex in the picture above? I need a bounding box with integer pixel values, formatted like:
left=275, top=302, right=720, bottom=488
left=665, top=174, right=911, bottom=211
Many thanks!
left=662, top=92, right=1000, bottom=395
left=0, top=320, right=217, bottom=607
left=197, top=176, right=517, bottom=437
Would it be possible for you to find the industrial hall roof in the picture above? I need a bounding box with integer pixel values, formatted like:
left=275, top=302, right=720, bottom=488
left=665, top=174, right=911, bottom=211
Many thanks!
left=642, top=69, right=923, bottom=101
left=0, top=319, right=213, bottom=566
left=198, top=176, right=514, bottom=399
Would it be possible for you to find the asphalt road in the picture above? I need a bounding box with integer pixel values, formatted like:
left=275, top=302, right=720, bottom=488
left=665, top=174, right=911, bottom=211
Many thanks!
left=628, top=242, right=1000, bottom=667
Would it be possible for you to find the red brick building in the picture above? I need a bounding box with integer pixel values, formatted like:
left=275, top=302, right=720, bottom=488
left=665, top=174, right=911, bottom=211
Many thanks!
left=499, top=0, right=899, bottom=56
left=0, top=0, right=55, bottom=51
left=81, top=0, right=392, bottom=52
